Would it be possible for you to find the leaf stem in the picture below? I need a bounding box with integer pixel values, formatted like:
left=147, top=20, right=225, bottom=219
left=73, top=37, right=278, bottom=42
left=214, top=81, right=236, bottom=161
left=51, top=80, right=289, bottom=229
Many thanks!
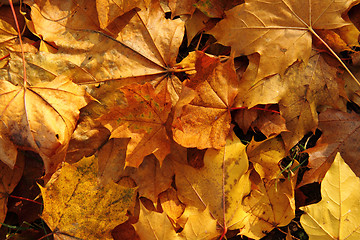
left=309, top=27, right=360, bottom=87
left=231, top=106, right=280, bottom=114
left=9, top=0, right=27, bottom=88
left=9, top=195, right=43, bottom=205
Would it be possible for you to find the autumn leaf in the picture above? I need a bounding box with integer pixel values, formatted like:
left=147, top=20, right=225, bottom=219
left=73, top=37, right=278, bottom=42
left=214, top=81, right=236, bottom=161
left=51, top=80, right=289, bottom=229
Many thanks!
left=300, top=153, right=360, bottom=239
left=40, top=155, right=137, bottom=240
left=24, top=0, right=185, bottom=164
left=247, top=136, right=287, bottom=180
left=172, top=52, right=239, bottom=149
left=175, top=131, right=251, bottom=234
left=208, top=0, right=358, bottom=81
left=232, top=169, right=296, bottom=239
left=99, top=82, right=172, bottom=167
left=279, top=51, right=346, bottom=150
left=133, top=201, right=182, bottom=240
left=0, top=154, right=24, bottom=227
left=96, top=0, right=146, bottom=29
left=194, top=0, right=244, bottom=18
left=179, top=206, right=220, bottom=240
left=159, top=187, right=185, bottom=222
left=233, top=107, right=287, bottom=138
left=166, top=0, right=197, bottom=18
left=26, top=0, right=185, bottom=94
left=0, top=76, right=90, bottom=173
left=300, top=109, right=360, bottom=186
left=98, top=138, right=176, bottom=203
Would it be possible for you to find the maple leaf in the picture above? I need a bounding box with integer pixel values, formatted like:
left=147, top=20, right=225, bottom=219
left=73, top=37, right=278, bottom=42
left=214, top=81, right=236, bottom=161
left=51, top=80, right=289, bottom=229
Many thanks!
left=208, top=0, right=358, bottom=81
left=300, top=109, right=360, bottom=186
left=300, top=153, right=360, bottom=239
left=99, top=82, right=172, bottom=167
left=232, top=169, right=296, bottom=239
left=175, top=131, right=251, bottom=234
left=26, top=0, right=185, bottom=96
left=96, top=0, right=146, bottom=29
left=159, top=187, right=185, bottom=222
left=0, top=76, right=89, bottom=173
left=279, top=51, right=346, bottom=150
left=179, top=206, right=220, bottom=240
left=25, top=0, right=185, bottom=163
left=40, top=155, right=137, bottom=240
left=0, top=154, right=24, bottom=227
left=134, top=201, right=182, bottom=240
left=233, top=54, right=287, bottom=108
left=233, top=107, right=287, bottom=138
left=97, top=138, right=176, bottom=203
left=172, top=52, right=239, bottom=149
left=247, top=137, right=287, bottom=180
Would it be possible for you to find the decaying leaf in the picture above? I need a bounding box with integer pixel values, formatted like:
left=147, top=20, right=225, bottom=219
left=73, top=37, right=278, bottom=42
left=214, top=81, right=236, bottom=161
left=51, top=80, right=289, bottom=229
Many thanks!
left=279, top=52, right=346, bottom=150
left=40, top=156, right=137, bottom=240
left=301, top=153, right=360, bottom=239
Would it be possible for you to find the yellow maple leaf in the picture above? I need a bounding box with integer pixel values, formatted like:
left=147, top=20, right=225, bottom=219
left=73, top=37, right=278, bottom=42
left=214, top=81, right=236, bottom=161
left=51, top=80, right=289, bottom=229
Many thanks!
left=40, top=156, right=137, bottom=240
left=175, top=131, right=250, bottom=235
left=134, top=201, right=182, bottom=240
left=300, top=152, right=360, bottom=240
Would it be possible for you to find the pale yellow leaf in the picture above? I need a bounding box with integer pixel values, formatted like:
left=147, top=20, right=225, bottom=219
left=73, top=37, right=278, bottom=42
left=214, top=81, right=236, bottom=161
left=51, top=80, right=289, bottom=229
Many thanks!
left=300, top=153, right=360, bottom=240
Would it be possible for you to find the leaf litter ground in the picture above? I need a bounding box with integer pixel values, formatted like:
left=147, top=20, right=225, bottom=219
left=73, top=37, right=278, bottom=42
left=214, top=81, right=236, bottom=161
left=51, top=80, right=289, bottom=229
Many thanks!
left=2, top=0, right=360, bottom=240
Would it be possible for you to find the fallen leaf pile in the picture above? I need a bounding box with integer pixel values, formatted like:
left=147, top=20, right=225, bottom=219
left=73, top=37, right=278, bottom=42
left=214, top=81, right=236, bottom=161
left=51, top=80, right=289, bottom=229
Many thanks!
left=1, top=0, right=360, bottom=239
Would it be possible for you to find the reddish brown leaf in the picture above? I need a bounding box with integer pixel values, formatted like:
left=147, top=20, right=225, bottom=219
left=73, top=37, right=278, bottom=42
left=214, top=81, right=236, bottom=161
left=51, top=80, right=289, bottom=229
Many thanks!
left=99, top=83, right=172, bottom=167
left=172, top=52, right=239, bottom=149
left=300, top=109, right=360, bottom=186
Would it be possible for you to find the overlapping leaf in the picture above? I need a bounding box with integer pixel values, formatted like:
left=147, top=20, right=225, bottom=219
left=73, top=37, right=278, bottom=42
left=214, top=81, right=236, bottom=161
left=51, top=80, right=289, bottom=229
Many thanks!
left=279, top=52, right=346, bottom=150
left=0, top=154, right=24, bottom=227
left=134, top=202, right=182, bottom=240
left=172, top=52, right=238, bottom=149
left=301, top=153, right=360, bottom=239
left=300, top=109, right=360, bottom=186
left=175, top=131, right=251, bottom=234
left=26, top=0, right=185, bottom=93
left=40, top=156, right=137, bottom=240
left=208, top=0, right=358, bottom=81
left=0, top=76, right=89, bottom=173
left=99, top=83, right=172, bottom=167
